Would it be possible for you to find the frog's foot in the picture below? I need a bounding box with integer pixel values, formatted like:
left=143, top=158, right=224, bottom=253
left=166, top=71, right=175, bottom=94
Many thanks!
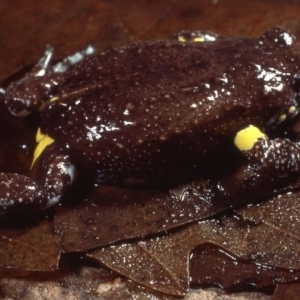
left=234, top=125, right=300, bottom=177
left=173, top=30, right=221, bottom=43
left=4, top=45, right=96, bottom=117
left=0, top=155, right=76, bottom=215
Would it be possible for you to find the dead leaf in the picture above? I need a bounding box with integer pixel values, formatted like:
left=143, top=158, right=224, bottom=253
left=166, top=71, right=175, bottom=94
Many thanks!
left=88, top=231, right=192, bottom=296
left=206, top=193, right=300, bottom=269
left=190, top=244, right=300, bottom=290
left=55, top=164, right=291, bottom=252
left=272, top=282, right=300, bottom=300
left=88, top=190, right=300, bottom=296
left=0, top=218, right=62, bottom=271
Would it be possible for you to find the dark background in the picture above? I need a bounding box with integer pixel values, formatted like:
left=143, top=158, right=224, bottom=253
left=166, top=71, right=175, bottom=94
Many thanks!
left=1, top=0, right=300, bottom=83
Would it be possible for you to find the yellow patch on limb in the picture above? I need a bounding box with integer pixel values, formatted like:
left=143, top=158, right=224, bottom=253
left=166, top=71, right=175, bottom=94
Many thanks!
left=35, top=128, right=44, bottom=143
left=31, top=128, right=54, bottom=167
left=234, top=125, right=266, bottom=151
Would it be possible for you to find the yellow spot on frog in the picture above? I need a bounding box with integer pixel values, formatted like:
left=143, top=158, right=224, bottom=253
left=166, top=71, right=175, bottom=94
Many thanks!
left=31, top=128, right=54, bottom=167
left=37, top=96, right=59, bottom=112
left=193, top=37, right=205, bottom=42
left=178, top=36, right=205, bottom=43
left=178, top=36, right=186, bottom=43
left=278, top=114, right=286, bottom=122
left=288, top=105, right=296, bottom=114
left=50, top=96, right=59, bottom=102
left=234, top=125, right=266, bottom=151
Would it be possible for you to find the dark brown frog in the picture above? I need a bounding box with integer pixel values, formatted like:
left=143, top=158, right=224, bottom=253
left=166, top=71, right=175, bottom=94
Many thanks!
left=1, top=27, right=300, bottom=215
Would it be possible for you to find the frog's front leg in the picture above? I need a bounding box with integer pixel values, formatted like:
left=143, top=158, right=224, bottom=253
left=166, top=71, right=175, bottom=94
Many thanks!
left=234, top=125, right=300, bottom=177
left=0, top=154, right=76, bottom=215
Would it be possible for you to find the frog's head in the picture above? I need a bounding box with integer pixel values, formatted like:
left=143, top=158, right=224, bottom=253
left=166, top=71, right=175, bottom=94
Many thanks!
left=3, top=45, right=95, bottom=118
left=2, top=46, right=62, bottom=117
left=4, top=74, right=62, bottom=117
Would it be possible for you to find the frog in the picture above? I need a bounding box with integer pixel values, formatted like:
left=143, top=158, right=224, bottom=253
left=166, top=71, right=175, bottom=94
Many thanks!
left=1, top=27, right=300, bottom=215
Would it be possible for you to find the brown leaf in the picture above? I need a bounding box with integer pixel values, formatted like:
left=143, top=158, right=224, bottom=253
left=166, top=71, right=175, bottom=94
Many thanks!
left=0, top=218, right=62, bottom=271
left=204, top=193, right=300, bottom=269
left=272, top=282, right=300, bottom=300
left=55, top=182, right=212, bottom=252
left=55, top=164, right=287, bottom=252
left=88, top=229, right=193, bottom=296
left=190, top=244, right=300, bottom=290
left=88, top=190, right=300, bottom=295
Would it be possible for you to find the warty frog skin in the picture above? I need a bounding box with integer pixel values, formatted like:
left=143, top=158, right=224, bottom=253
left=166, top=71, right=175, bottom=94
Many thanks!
left=1, top=27, right=300, bottom=214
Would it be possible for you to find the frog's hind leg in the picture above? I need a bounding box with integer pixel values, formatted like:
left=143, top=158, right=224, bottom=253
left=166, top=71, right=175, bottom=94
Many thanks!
left=0, top=154, right=76, bottom=215
left=234, top=125, right=300, bottom=177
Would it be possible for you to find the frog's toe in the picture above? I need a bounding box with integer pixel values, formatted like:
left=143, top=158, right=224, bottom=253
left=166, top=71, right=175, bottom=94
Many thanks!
left=234, top=125, right=267, bottom=152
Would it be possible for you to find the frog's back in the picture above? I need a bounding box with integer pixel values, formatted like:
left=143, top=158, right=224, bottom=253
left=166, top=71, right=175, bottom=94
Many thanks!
left=41, top=28, right=300, bottom=180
